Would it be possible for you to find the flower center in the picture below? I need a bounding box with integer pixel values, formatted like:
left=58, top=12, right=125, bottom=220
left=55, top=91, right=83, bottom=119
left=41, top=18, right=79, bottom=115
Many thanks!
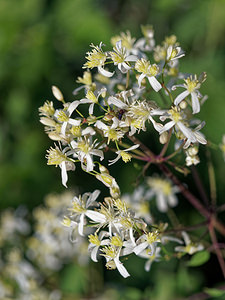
left=88, top=233, right=101, bottom=246
left=120, top=151, right=132, bottom=163
left=78, top=141, right=91, bottom=154
left=111, top=235, right=123, bottom=247
left=86, top=90, right=98, bottom=103
left=185, top=77, right=199, bottom=93
left=169, top=107, right=182, bottom=123
left=57, top=111, right=69, bottom=122
left=146, top=231, right=160, bottom=244
left=46, top=147, right=67, bottom=166
left=149, top=64, right=159, bottom=77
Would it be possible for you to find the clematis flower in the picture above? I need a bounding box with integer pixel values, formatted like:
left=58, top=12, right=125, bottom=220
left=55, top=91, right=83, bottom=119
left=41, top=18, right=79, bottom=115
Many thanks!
left=110, top=40, right=137, bottom=73
left=146, top=176, right=179, bottom=212
left=46, top=146, right=75, bottom=187
left=173, top=74, right=206, bottom=114
left=68, top=190, right=106, bottom=236
left=175, top=231, right=204, bottom=255
left=133, top=231, right=160, bottom=256
left=135, top=58, right=162, bottom=92
left=108, top=144, right=140, bottom=165
left=71, top=137, right=104, bottom=172
left=83, top=43, right=114, bottom=77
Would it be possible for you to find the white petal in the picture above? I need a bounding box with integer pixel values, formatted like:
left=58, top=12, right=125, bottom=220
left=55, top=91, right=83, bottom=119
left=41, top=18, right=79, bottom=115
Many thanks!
left=78, top=214, right=85, bottom=236
left=161, top=121, right=175, bottom=133
left=156, top=193, right=168, bottom=212
left=166, top=45, right=173, bottom=60
left=145, top=260, right=153, bottom=272
left=85, top=154, right=94, bottom=172
left=95, top=120, right=108, bottom=131
left=194, top=131, right=207, bottom=145
left=82, top=127, right=96, bottom=136
left=61, top=122, right=67, bottom=136
left=90, top=246, right=99, bottom=262
left=148, top=76, right=162, bottom=92
left=124, top=144, right=140, bottom=152
left=108, top=154, right=121, bottom=166
left=60, top=162, right=68, bottom=188
left=108, top=96, right=128, bottom=109
left=133, top=241, right=148, bottom=255
left=85, top=210, right=106, bottom=223
left=88, top=103, right=95, bottom=115
left=68, top=118, right=82, bottom=126
left=86, top=189, right=100, bottom=207
left=182, top=231, right=191, bottom=245
left=129, top=227, right=136, bottom=246
left=98, top=66, right=114, bottom=77
left=114, top=257, right=130, bottom=278
left=177, top=122, right=196, bottom=142
left=191, top=92, right=200, bottom=114
left=167, top=194, right=178, bottom=207
left=174, top=90, right=189, bottom=106
left=91, top=149, right=104, bottom=160
left=126, top=55, right=138, bottom=62
left=68, top=101, right=80, bottom=116
left=138, top=72, right=146, bottom=88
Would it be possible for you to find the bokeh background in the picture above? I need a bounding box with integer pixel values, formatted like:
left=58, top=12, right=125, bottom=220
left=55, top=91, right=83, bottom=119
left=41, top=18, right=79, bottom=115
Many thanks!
left=1, top=0, right=225, bottom=299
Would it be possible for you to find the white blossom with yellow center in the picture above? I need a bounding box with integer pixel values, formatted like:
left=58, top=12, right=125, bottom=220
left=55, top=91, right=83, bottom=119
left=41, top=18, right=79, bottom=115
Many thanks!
left=173, top=75, right=204, bottom=114
left=110, top=40, right=137, bottom=73
left=135, top=58, right=162, bottom=92
left=108, top=144, right=139, bottom=166
left=46, top=146, right=75, bottom=187
left=71, top=137, right=104, bottom=172
left=133, top=231, right=160, bottom=256
left=83, top=43, right=114, bottom=77
left=68, top=190, right=105, bottom=236
left=147, top=176, right=179, bottom=212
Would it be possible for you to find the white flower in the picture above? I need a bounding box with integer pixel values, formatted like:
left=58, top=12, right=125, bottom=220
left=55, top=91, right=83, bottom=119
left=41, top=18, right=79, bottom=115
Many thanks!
left=71, top=137, right=104, bottom=172
left=83, top=43, right=114, bottom=77
left=95, top=119, right=125, bottom=143
left=175, top=231, right=204, bottom=255
left=55, top=108, right=82, bottom=136
left=68, top=190, right=105, bottom=236
left=173, top=74, right=206, bottom=114
left=46, top=146, right=75, bottom=187
left=133, top=231, right=160, bottom=256
left=108, top=144, right=139, bottom=165
left=101, top=234, right=130, bottom=278
left=110, top=40, right=137, bottom=73
left=88, top=231, right=110, bottom=262
left=135, top=58, right=162, bottom=92
left=146, top=176, right=179, bottom=212
left=155, top=106, right=203, bottom=145
left=166, top=45, right=185, bottom=61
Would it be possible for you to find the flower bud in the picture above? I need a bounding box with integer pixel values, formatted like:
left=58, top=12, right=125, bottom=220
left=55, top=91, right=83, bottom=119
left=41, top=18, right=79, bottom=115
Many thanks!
left=179, top=100, right=187, bottom=109
left=187, top=146, right=198, bottom=156
left=52, top=86, right=64, bottom=102
left=159, top=132, right=169, bottom=144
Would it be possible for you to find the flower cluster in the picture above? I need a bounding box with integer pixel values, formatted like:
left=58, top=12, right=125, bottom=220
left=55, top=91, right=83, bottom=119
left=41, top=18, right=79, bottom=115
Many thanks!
left=39, top=26, right=217, bottom=278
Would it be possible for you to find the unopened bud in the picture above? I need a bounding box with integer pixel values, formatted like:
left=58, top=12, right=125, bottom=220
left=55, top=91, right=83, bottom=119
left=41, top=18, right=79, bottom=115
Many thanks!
left=99, top=164, right=109, bottom=174
left=159, top=132, right=169, bottom=144
left=52, top=86, right=64, bottom=102
left=187, top=146, right=198, bottom=156
left=179, top=100, right=187, bottom=109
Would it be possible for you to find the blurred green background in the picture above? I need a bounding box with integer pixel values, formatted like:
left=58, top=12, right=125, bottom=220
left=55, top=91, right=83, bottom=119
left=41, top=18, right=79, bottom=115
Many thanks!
left=1, top=0, right=225, bottom=299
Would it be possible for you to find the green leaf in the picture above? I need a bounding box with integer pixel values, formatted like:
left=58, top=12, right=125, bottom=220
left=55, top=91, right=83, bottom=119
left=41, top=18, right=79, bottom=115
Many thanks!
left=204, top=287, right=225, bottom=298
left=187, top=251, right=210, bottom=267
